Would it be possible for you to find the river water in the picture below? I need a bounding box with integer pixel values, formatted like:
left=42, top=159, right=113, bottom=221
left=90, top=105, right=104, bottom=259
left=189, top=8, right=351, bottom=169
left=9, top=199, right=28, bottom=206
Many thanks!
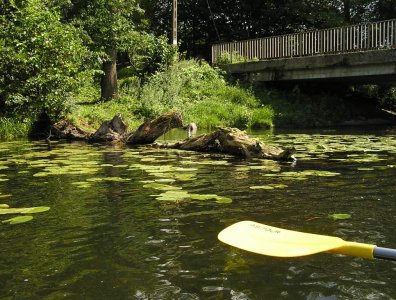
left=0, top=127, right=395, bottom=299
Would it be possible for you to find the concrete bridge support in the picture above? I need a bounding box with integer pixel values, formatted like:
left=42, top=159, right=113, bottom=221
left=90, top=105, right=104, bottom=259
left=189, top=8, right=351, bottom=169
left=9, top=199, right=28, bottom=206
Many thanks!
left=222, top=50, right=396, bottom=85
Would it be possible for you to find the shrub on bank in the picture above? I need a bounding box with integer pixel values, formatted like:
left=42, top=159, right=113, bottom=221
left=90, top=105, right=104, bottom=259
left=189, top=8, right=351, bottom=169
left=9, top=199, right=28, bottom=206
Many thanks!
left=135, top=59, right=274, bottom=129
left=0, top=118, right=32, bottom=139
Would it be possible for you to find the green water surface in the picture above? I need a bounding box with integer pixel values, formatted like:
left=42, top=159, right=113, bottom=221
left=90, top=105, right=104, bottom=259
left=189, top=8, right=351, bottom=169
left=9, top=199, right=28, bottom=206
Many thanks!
left=0, top=127, right=395, bottom=299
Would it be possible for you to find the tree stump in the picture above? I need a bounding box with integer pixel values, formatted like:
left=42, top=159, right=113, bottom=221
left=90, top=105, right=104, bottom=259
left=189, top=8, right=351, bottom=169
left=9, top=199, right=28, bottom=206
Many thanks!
left=90, top=113, right=128, bottom=142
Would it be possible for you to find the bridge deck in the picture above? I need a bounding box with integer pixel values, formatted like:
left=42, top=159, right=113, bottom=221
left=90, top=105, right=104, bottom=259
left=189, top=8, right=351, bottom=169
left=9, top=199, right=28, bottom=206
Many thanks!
left=212, top=19, right=396, bottom=84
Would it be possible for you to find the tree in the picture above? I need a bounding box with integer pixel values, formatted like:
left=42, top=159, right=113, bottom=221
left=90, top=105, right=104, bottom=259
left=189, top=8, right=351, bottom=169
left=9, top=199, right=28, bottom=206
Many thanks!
left=141, top=0, right=346, bottom=60
left=0, top=0, right=88, bottom=119
left=374, top=0, right=396, bottom=20
left=68, top=0, right=145, bottom=100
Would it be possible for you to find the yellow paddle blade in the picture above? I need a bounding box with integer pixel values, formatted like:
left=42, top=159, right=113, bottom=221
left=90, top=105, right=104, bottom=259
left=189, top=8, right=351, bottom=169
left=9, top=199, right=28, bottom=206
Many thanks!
left=218, top=221, right=373, bottom=258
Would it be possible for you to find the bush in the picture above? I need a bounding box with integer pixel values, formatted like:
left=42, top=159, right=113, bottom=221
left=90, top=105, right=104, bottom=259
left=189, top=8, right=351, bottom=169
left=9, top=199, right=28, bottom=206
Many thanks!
left=125, top=34, right=178, bottom=81
left=135, top=59, right=273, bottom=129
left=216, top=51, right=245, bottom=65
left=0, top=0, right=89, bottom=120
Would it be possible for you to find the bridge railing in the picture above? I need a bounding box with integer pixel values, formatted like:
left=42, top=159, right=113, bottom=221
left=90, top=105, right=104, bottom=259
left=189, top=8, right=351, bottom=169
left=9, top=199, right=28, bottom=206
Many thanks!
left=212, top=19, right=396, bottom=64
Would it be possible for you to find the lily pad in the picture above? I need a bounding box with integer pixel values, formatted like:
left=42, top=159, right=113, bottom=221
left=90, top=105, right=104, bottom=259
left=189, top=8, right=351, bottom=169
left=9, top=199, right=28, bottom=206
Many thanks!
left=329, top=213, right=351, bottom=220
left=0, top=206, right=50, bottom=215
left=143, top=183, right=182, bottom=191
left=190, top=194, right=219, bottom=200
left=249, top=185, right=275, bottom=190
left=214, top=196, right=233, bottom=204
left=21, top=207, right=51, bottom=214
left=2, top=215, right=33, bottom=225
left=156, top=190, right=191, bottom=202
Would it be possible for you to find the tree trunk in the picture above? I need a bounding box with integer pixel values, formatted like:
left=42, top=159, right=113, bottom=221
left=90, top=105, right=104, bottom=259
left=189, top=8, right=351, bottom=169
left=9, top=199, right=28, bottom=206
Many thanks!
left=343, top=0, right=351, bottom=23
left=101, top=48, right=118, bottom=100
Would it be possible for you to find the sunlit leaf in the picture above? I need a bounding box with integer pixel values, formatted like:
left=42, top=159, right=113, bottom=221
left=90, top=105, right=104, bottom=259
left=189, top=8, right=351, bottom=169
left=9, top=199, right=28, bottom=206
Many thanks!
left=21, top=206, right=50, bottom=214
left=2, top=215, right=33, bottom=224
left=329, top=213, right=351, bottom=220
left=143, top=183, right=182, bottom=191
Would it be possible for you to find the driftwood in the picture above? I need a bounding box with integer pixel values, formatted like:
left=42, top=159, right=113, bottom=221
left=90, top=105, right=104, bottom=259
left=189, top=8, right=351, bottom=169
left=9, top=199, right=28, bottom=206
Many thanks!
left=127, top=112, right=183, bottom=145
left=163, top=127, right=296, bottom=161
left=50, top=112, right=295, bottom=161
left=90, top=113, right=128, bottom=142
left=51, top=120, right=90, bottom=140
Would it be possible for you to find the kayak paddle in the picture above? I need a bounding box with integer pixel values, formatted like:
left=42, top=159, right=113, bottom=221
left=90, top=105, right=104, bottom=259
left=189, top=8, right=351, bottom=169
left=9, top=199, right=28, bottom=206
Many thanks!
left=218, top=221, right=396, bottom=261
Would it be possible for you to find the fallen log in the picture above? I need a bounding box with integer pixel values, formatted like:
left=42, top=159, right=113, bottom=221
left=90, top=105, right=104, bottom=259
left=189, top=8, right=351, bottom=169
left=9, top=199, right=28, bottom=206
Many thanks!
left=127, top=112, right=183, bottom=145
left=162, top=127, right=296, bottom=161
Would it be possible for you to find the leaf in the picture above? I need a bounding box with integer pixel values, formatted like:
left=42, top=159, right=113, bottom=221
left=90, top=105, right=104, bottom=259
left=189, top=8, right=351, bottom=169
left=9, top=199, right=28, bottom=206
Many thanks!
left=215, top=196, right=233, bottom=204
left=143, top=183, right=182, bottom=191
left=21, top=206, right=50, bottom=214
left=329, top=213, right=351, bottom=220
left=190, top=194, right=219, bottom=200
left=249, top=185, right=274, bottom=190
left=156, top=190, right=191, bottom=201
left=0, top=204, right=10, bottom=209
left=0, top=206, right=50, bottom=215
left=2, top=215, right=33, bottom=224
left=0, top=208, right=26, bottom=215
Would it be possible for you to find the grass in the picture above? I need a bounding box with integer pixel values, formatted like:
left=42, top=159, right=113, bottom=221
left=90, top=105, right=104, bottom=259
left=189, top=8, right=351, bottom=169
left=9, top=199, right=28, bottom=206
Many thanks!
left=0, top=117, right=32, bottom=139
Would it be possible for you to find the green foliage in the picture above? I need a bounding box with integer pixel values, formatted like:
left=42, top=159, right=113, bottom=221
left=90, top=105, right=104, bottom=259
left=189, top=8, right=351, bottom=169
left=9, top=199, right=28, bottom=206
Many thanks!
left=216, top=51, right=247, bottom=65
left=0, top=117, right=32, bottom=139
left=136, top=59, right=273, bottom=129
left=0, top=0, right=89, bottom=119
left=73, top=0, right=144, bottom=53
left=124, top=34, right=178, bottom=80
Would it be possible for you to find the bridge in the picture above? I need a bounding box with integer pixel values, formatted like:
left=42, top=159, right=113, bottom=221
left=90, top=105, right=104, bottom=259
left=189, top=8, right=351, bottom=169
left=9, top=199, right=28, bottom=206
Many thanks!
left=212, top=19, right=396, bottom=84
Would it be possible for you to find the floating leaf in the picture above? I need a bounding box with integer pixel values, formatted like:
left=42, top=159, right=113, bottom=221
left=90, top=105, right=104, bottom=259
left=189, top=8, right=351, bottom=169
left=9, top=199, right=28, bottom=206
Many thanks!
left=357, top=167, right=374, bottom=171
left=21, top=207, right=50, bottom=214
left=250, top=185, right=274, bottom=190
left=143, top=183, right=182, bottom=191
left=215, top=196, right=233, bottom=204
left=0, top=206, right=50, bottom=215
left=2, top=215, right=33, bottom=224
left=156, top=190, right=191, bottom=202
left=0, top=208, right=26, bottom=215
left=0, top=204, right=10, bottom=208
left=155, top=179, right=176, bottom=183
left=329, top=213, right=351, bottom=220
left=190, top=194, right=219, bottom=200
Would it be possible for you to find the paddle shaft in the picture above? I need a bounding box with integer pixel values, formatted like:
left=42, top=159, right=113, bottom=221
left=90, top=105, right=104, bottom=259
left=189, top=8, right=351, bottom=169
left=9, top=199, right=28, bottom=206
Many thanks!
left=374, top=247, right=396, bottom=261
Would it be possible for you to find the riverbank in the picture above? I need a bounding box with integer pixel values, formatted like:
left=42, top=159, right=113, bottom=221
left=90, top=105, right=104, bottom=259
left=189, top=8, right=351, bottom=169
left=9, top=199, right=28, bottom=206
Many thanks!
left=0, top=59, right=395, bottom=139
